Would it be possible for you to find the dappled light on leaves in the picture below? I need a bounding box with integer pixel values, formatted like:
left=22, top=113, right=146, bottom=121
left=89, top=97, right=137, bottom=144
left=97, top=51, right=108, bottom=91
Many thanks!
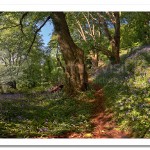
left=0, top=12, right=150, bottom=138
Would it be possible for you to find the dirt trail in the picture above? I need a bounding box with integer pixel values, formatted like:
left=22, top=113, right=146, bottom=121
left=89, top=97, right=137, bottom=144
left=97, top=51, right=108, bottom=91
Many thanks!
left=67, top=82, right=131, bottom=138
left=46, top=82, right=131, bottom=138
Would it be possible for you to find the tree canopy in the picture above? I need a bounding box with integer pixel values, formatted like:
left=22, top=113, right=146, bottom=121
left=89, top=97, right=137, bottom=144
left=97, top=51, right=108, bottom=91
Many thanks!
left=0, top=12, right=149, bottom=94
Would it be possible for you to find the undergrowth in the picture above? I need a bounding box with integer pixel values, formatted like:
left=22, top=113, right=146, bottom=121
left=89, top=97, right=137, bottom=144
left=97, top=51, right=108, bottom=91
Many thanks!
left=95, top=46, right=150, bottom=138
left=0, top=92, right=93, bottom=138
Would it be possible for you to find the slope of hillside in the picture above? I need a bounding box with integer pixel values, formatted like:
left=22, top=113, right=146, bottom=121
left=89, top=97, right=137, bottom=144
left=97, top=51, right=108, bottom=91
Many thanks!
left=95, top=46, right=150, bottom=138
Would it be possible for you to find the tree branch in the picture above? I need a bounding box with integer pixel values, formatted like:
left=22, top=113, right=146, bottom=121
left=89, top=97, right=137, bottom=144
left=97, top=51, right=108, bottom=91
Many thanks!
left=106, top=12, right=116, bottom=26
left=97, top=12, right=113, bottom=42
left=83, top=13, right=95, bottom=39
left=20, top=12, right=28, bottom=35
left=92, top=45, right=113, bottom=58
left=76, top=19, right=87, bottom=42
left=27, top=16, right=51, bottom=54
left=19, top=16, right=51, bottom=66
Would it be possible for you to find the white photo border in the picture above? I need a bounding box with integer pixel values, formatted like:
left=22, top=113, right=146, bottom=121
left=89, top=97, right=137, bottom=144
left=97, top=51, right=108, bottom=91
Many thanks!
left=0, top=0, right=150, bottom=146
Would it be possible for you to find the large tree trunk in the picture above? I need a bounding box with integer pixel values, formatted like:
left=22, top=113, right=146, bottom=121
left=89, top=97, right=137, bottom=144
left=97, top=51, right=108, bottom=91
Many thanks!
left=51, top=12, right=88, bottom=94
left=112, top=12, right=120, bottom=64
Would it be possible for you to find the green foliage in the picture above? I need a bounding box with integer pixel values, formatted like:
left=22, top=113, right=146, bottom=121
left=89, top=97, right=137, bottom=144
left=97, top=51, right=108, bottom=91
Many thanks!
left=121, top=12, right=150, bottom=49
left=0, top=12, right=46, bottom=91
left=66, top=12, right=110, bottom=61
left=85, top=90, right=95, bottom=99
left=95, top=47, right=150, bottom=137
left=0, top=93, right=92, bottom=137
left=0, top=12, right=150, bottom=138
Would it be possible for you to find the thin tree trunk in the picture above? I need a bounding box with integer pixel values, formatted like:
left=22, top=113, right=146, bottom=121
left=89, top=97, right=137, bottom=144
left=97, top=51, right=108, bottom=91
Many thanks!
left=97, top=12, right=120, bottom=64
left=56, top=44, right=65, bottom=73
left=90, top=50, right=99, bottom=68
left=51, top=12, right=88, bottom=94
left=113, top=12, right=120, bottom=64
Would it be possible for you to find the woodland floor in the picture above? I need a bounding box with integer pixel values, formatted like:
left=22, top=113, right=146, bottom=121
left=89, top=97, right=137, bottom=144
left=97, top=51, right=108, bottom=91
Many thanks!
left=45, top=82, right=132, bottom=138
left=65, top=83, right=131, bottom=138
left=0, top=82, right=131, bottom=138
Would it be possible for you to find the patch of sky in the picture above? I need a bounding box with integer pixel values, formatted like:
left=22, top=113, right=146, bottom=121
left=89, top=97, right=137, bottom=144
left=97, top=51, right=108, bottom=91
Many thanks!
left=40, top=21, right=54, bottom=47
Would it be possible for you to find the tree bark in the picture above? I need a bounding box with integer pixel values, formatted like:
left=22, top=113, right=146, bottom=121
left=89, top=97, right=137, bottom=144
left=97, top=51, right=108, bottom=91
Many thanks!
left=51, top=12, right=88, bottom=94
left=112, top=12, right=120, bottom=64
left=90, top=50, right=99, bottom=68
left=98, top=12, right=120, bottom=64
left=104, top=12, right=120, bottom=64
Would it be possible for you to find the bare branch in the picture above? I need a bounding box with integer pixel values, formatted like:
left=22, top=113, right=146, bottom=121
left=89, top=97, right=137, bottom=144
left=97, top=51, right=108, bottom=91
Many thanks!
left=89, top=13, right=101, bottom=39
left=18, top=16, right=51, bottom=66
left=76, top=19, right=87, bottom=42
left=83, top=13, right=94, bottom=39
left=27, top=16, right=51, bottom=54
left=89, top=13, right=97, bottom=21
left=20, top=12, right=28, bottom=35
left=106, top=12, right=116, bottom=25
left=97, top=12, right=113, bottom=42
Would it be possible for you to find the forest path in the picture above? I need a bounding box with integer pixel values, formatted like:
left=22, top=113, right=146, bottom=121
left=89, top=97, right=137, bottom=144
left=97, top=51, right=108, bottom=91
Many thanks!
left=89, top=82, right=130, bottom=138
left=67, top=81, right=131, bottom=138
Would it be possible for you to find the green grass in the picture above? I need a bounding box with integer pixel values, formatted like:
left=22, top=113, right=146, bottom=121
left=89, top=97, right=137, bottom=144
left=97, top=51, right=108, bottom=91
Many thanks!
left=1, top=46, right=149, bottom=138
left=95, top=47, right=150, bottom=138
left=0, top=92, right=93, bottom=138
